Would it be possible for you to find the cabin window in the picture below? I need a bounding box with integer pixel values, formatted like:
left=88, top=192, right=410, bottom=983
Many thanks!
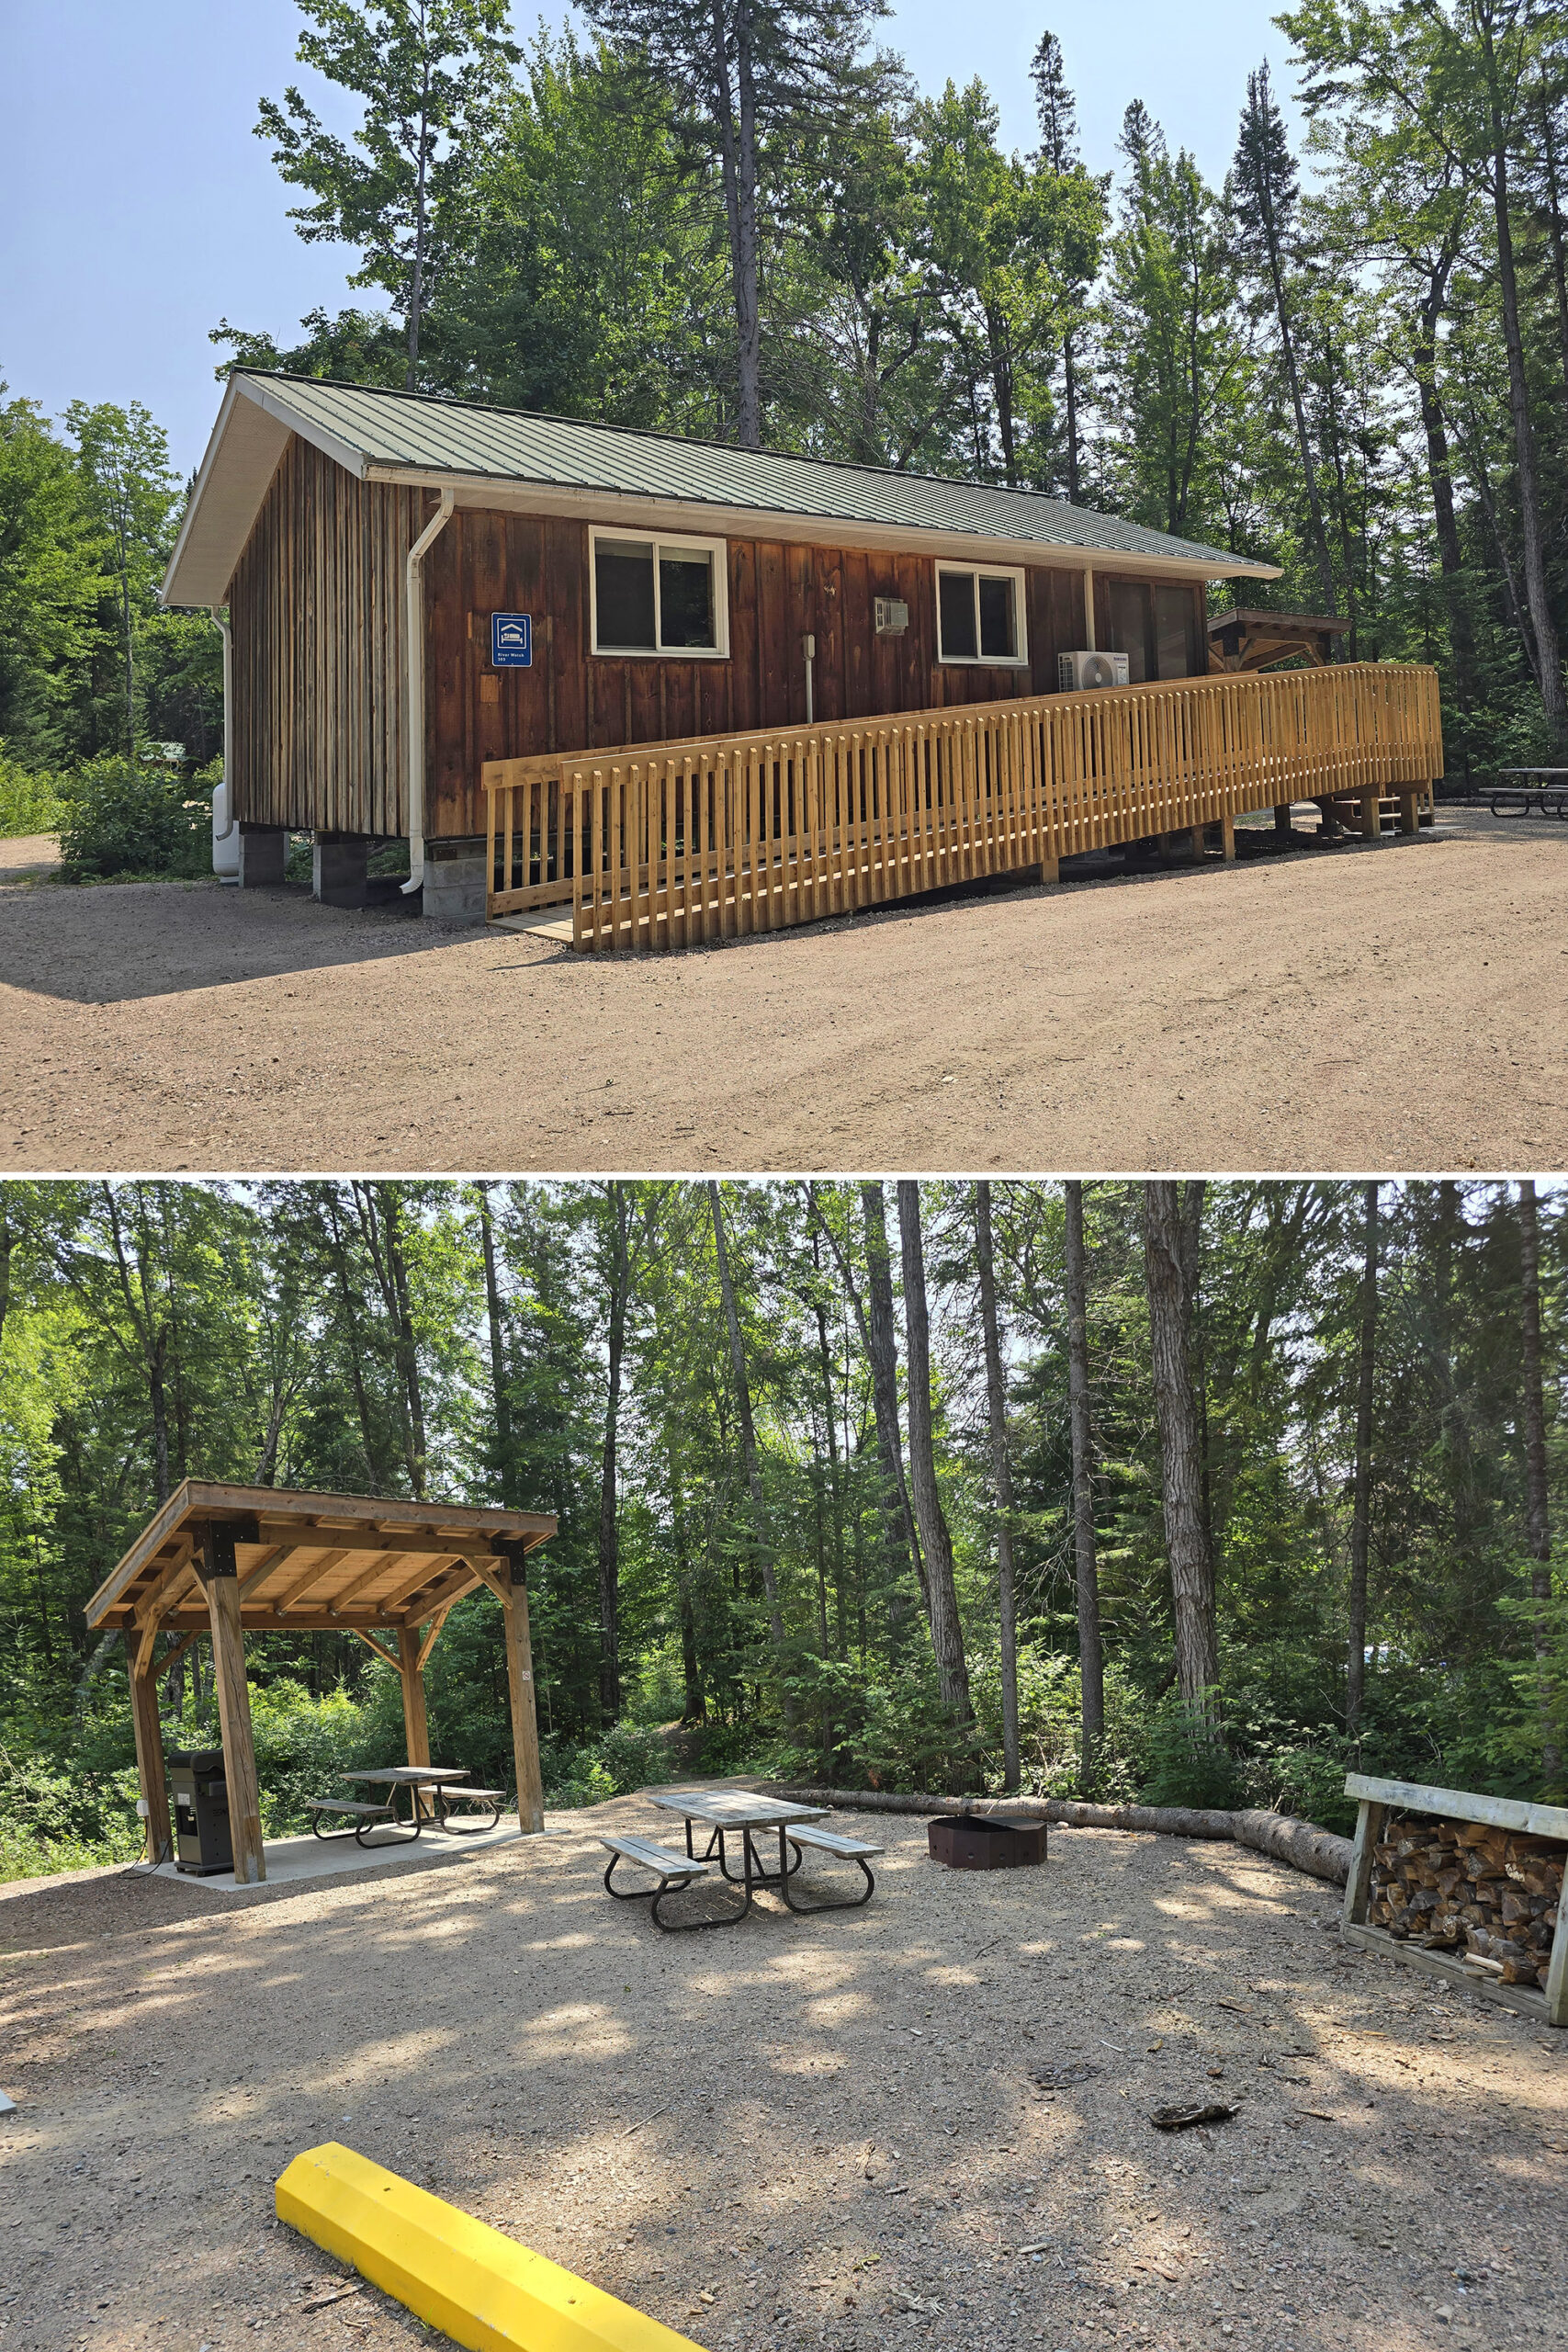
left=590, top=529, right=728, bottom=657
left=935, top=564, right=1028, bottom=665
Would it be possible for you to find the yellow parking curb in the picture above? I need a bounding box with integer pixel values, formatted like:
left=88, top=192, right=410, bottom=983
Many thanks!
left=276, top=2142, right=701, bottom=2352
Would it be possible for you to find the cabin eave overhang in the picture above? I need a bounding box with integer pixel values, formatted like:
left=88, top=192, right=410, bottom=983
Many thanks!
left=358, top=464, right=1282, bottom=583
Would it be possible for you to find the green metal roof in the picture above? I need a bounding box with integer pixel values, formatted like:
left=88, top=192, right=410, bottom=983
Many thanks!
left=238, top=371, right=1267, bottom=575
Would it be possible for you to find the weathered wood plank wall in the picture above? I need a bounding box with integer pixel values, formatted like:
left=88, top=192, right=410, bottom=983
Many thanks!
left=423, top=512, right=1206, bottom=839
left=228, top=437, right=423, bottom=834
left=228, top=432, right=1206, bottom=842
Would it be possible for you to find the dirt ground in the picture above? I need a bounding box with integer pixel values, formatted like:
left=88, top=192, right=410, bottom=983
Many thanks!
left=1, top=1793, right=1564, bottom=2352
left=2, top=808, right=1566, bottom=1175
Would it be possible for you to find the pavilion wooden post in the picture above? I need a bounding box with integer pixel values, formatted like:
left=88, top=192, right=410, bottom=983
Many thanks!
left=498, top=1540, right=545, bottom=1834
left=1218, top=814, right=1236, bottom=863
left=195, top=1521, right=266, bottom=1885
left=129, top=1654, right=171, bottom=1865
left=397, top=1623, right=435, bottom=1818
left=1274, top=802, right=1292, bottom=836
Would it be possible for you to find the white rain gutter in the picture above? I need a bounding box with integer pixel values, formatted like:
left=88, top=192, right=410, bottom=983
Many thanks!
left=402, top=489, right=456, bottom=896
left=210, top=606, right=237, bottom=846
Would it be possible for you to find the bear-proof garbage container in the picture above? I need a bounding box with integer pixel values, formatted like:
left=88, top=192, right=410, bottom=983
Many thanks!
left=166, top=1748, right=232, bottom=1875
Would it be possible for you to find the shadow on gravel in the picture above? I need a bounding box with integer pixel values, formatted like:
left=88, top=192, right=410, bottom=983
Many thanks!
left=0, top=876, right=479, bottom=1006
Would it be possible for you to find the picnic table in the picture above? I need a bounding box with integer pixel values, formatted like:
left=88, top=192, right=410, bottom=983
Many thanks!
left=1491, top=768, right=1568, bottom=818
left=598, top=1789, right=884, bottom=1928
left=310, top=1766, right=503, bottom=1847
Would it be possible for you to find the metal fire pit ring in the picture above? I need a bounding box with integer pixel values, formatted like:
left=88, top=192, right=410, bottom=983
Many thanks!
left=927, top=1814, right=1046, bottom=1870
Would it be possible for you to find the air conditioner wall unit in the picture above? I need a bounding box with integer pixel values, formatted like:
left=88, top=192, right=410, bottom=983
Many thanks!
left=1059, top=649, right=1129, bottom=691
left=874, top=596, right=909, bottom=636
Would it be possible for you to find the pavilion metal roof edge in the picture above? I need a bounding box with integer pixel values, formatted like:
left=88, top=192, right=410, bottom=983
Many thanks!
left=162, top=369, right=1282, bottom=607
left=85, top=1480, right=557, bottom=1628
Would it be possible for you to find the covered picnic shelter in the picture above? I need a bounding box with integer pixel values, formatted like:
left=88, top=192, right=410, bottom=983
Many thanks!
left=85, top=1480, right=557, bottom=1886
left=1206, top=606, right=1352, bottom=673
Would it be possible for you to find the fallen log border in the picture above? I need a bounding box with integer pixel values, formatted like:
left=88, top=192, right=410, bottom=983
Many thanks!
left=763, top=1784, right=1353, bottom=1886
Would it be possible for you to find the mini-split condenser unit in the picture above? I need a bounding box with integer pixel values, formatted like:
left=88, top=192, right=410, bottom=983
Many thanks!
left=1058, top=649, right=1129, bottom=691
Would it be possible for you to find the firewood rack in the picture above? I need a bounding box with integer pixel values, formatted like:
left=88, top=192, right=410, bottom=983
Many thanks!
left=1341, top=1771, right=1568, bottom=2027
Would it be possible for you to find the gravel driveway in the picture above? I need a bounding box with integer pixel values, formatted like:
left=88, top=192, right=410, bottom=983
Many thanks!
left=2, top=810, right=1566, bottom=1172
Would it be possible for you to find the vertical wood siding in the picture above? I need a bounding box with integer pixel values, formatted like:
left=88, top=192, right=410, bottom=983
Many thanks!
left=229, top=435, right=1207, bottom=841
left=228, top=437, right=424, bottom=834
left=423, top=514, right=1208, bottom=840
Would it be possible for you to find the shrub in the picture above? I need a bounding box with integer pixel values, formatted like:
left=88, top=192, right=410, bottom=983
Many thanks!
left=0, top=746, right=66, bottom=839
left=0, top=1745, right=143, bottom=1879
left=56, top=754, right=216, bottom=881
left=1140, top=1695, right=1245, bottom=1810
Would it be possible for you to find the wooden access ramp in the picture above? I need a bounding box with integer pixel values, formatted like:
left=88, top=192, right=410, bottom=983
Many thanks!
left=483, top=662, right=1443, bottom=954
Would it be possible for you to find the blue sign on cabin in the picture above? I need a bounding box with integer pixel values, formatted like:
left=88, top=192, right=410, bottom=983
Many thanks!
left=491, top=612, right=532, bottom=668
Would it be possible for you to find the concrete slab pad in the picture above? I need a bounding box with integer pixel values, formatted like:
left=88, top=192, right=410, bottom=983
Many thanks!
left=148, top=1817, right=533, bottom=1893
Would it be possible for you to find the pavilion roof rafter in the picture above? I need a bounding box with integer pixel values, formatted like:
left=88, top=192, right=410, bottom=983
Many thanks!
left=86, top=1480, right=555, bottom=1635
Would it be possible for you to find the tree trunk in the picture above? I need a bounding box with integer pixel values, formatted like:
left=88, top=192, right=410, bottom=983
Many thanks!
left=708, top=1182, right=793, bottom=1717
left=477, top=1185, right=513, bottom=1506
left=1255, top=166, right=1337, bottom=619
left=1489, top=107, right=1568, bottom=743
left=1065, top=1181, right=1106, bottom=1781
left=709, top=0, right=762, bottom=446
left=597, top=1182, right=630, bottom=1722
left=1143, top=1181, right=1216, bottom=1715
left=897, top=1182, right=973, bottom=1729
left=323, top=1192, right=383, bottom=1488
left=1063, top=329, right=1081, bottom=502
left=817, top=1182, right=926, bottom=1628
left=407, top=74, right=430, bottom=388
left=1346, top=1182, right=1379, bottom=1739
left=1537, top=84, right=1568, bottom=406
left=381, top=1190, right=427, bottom=1498
left=975, top=1184, right=1019, bottom=1790
left=1412, top=255, right=1477, bottom=708
left=670, top=1441, right=705, bottom=1724
left=1517, top=1179, right=1561, bottom=1783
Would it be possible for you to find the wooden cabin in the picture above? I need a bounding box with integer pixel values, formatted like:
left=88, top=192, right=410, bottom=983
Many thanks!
left=163, top=371, right=1330, bottom=923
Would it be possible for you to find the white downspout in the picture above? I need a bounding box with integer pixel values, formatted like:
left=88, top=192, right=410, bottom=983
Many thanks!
left=804, top=632, right=816, bottom=726
left=402, top=489, right=456, bottom=896
left=1082, top=568, right=1096, bottom=652
left=210, top=605, right=237, bottom=843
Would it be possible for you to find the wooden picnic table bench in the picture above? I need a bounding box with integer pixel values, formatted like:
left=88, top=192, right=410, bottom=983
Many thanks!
left=1491, top=769, right=1568, bottom=819
left=310, top=1765, right=505, bottom=1846
left=781, top=1822, right=884, bottom=1910
left=600, top=1791, right=880, bottom=1928
left=599, top=1832, right=727, bottom=1930
left=309, top=1795, right=421, bottom=1848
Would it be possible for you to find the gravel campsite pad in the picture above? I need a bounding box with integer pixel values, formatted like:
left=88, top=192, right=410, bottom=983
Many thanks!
left=1, top=1795, right=1565, bottom=2352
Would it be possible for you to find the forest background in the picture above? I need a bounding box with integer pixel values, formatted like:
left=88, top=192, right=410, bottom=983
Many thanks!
left=6, top=0, right=1568, bottom=859
left=1, top=1176, right=1562, bottom=1881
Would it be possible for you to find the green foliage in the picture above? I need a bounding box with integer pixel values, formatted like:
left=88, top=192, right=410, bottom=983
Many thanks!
left=0, top=1744, right=142, bottom=1881
left=254, top=0, right=520, bottom=385
left=55, top=754, right=217, bottom=881
left=0, top=395, right=107, bottom=763
left=0, top=745, right=66, bottom=837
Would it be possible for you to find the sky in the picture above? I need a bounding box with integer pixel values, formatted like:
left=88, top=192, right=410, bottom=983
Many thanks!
left=2, top=0, right=1302, bottom=478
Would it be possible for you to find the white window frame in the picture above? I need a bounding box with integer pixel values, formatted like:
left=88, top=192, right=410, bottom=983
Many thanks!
left=589, top=527, right=730, bottom=660
left=934, top=561, right=1031, bottom=667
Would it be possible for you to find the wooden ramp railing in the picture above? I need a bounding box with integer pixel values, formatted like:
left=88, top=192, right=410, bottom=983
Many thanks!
left=483, top=662, right=1442, bottom=954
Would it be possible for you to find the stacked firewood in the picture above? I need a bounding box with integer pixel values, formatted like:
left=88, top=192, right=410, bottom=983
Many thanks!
left=1368, top=1813, right=1563, bottom=1988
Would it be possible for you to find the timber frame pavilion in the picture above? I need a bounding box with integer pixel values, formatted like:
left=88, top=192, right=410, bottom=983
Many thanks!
left=84, top=1481, right=556, bottom=1886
